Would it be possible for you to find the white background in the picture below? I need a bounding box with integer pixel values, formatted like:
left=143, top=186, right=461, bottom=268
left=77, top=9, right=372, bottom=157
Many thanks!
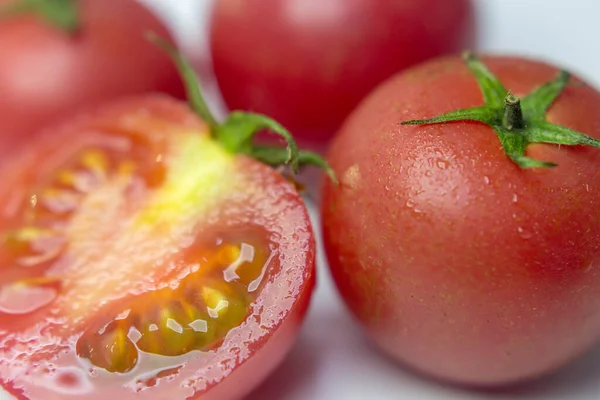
left=3, top=1, right=600, bottom=399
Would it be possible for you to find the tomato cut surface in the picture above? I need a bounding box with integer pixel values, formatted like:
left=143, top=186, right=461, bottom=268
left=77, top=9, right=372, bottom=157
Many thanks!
left=0, top=96, right=316, bottom=399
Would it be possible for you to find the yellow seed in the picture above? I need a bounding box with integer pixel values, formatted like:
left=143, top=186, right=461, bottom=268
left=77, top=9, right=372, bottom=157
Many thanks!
left=180, top=299, right=199, bottom=320
left=3, top=227, right=64, bottom=267
left=106, top=327, right=138, bottom=373
left=77, top=324, right=138, bottom=374
left=13, top=275, right=62, bottom=287
left=159, top=306, right=173, bottom=323
left=80, top=150, right=109, bottom=176
left=216, top=245, right=241, bottom=266
left=5, top=227, right=53, bottom=243
left=117, top=161, right=136, bottom=176
left=56, top=170, right=78, bottom=187
left=202, top=286, right=229, bottom=318
left=135, top=302, right=206, bottom=357
left=221, top=243, right=269, bottom=291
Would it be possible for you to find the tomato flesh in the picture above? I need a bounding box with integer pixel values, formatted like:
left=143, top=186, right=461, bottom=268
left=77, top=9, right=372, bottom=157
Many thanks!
left=0, top=96, right=315, bottom=399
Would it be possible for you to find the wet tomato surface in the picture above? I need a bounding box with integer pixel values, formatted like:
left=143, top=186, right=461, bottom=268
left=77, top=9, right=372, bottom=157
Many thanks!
left=0, top=96, right=316, bottom=399
left=321, top=54, right=600, bottom=385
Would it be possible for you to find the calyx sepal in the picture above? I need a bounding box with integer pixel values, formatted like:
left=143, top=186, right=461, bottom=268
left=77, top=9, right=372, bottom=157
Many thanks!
left=147, top=33, right=337, bottom=184
left=402, top=51, right=600, bottom=168
left=0, top=0, right=79, bottom=33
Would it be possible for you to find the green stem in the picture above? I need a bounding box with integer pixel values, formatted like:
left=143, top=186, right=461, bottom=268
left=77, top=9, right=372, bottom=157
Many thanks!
left=503, top=94, right=524, bottom=131
left=146, top=32, right=219, bottom=133
left=0, top=0, right=80, bottom=34
left=216, top=112, right=299, bottom=173
left=252, top=145, right=338, bottom=184
left=400, top=52, right=600, bottom=169
left=146, top=32, right=337, bottom=184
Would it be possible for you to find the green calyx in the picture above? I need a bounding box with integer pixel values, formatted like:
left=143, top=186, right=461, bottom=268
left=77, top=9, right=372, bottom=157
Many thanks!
left=147, top=33, right=337, bottom=184
left=0, top=0, right=79, bottom=33
left=402, top=52, right=600, bottom=168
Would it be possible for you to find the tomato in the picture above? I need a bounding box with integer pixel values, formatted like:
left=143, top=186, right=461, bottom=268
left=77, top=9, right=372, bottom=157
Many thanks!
left=0, top=0, right=185, bottom=158
left=208, top=0, right=475, bottom=145
left=0, top=38, right=331, bottom=399
left=321, top=53, right=600, bottom=386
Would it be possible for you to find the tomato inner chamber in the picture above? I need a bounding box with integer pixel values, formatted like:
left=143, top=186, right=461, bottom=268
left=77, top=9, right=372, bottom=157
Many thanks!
left=76, top=239, right=271, bottom=374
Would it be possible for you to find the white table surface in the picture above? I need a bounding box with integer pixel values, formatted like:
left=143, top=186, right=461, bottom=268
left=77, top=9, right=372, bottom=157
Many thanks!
left=2, top=1, right=600, bottom=399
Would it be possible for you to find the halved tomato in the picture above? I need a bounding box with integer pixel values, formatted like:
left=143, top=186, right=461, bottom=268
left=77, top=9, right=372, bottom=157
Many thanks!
left=0, top=39, right=328, bottom=400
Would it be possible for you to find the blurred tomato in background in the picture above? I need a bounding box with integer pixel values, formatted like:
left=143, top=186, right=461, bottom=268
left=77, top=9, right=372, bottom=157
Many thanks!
left=0, top=0, right=185, bottom=160
left=209, top=0, right=475, bottom=147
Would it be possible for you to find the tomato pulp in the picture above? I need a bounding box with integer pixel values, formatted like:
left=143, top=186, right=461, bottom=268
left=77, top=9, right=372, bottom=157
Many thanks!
left=321, top=54, right=600, bottom=385
left=0, top=95, right=316, bottom=399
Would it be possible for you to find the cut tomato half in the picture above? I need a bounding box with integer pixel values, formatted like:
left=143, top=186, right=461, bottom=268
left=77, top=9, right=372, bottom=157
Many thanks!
left=0, top=95, right=316, bottom=400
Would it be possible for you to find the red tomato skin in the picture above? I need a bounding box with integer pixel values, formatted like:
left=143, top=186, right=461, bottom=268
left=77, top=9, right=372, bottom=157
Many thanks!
left=0, top=0, right=185, bottom=158
left=209, top=0, right=474, bottom=144
left=0, top=96, right=316, bottom=400
left=321, top=55, right=600, bottom=385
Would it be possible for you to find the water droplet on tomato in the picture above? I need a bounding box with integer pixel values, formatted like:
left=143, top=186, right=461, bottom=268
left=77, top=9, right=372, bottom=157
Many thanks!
left=0, top=283, right=57, bottom=314
left=436, top=159, right=449, bottom=170
left=207, top=299, right=229, bottom=319
left=221, top=242, right=273, bottom=293
left=512, top=193, right=518, bottom=203
left=517, top=227, right=532, bottom=239
left=56, top=370, right=79, bottom=387
left=166, top=318, right=184, bottom=334
left=189, top=319, right=208, bottom=332
left=128, top=326, right=143, bottom=343
left=247, top=252, right=274, bottom=293
left=582, top=260, right=595, bottom=273
left=35, top=366, right=93, bottom=396
left=223, top=243, right=255, bottom=283
left=406, top=199, right=416, bottom=208
left=483, top=176, right=490, bottom=185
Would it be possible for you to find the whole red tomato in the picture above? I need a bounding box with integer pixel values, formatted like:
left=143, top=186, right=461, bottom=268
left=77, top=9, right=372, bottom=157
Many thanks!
left=0, top=0, right=185, bottom=158
left=0, top=39, right=328, bottom=400
left=321, top=53, right=600, bottom=386
left=209, top=0, right=475, bottom=145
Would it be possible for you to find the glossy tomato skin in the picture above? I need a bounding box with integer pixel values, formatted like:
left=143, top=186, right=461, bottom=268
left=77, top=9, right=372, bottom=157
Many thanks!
left=209, top=0, right=474, bottom=145
left=0, top=96, right=315, bottom=400
left=321, top=55, right=600, bottom=386
left=0, top=0, right=185, bottom=158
